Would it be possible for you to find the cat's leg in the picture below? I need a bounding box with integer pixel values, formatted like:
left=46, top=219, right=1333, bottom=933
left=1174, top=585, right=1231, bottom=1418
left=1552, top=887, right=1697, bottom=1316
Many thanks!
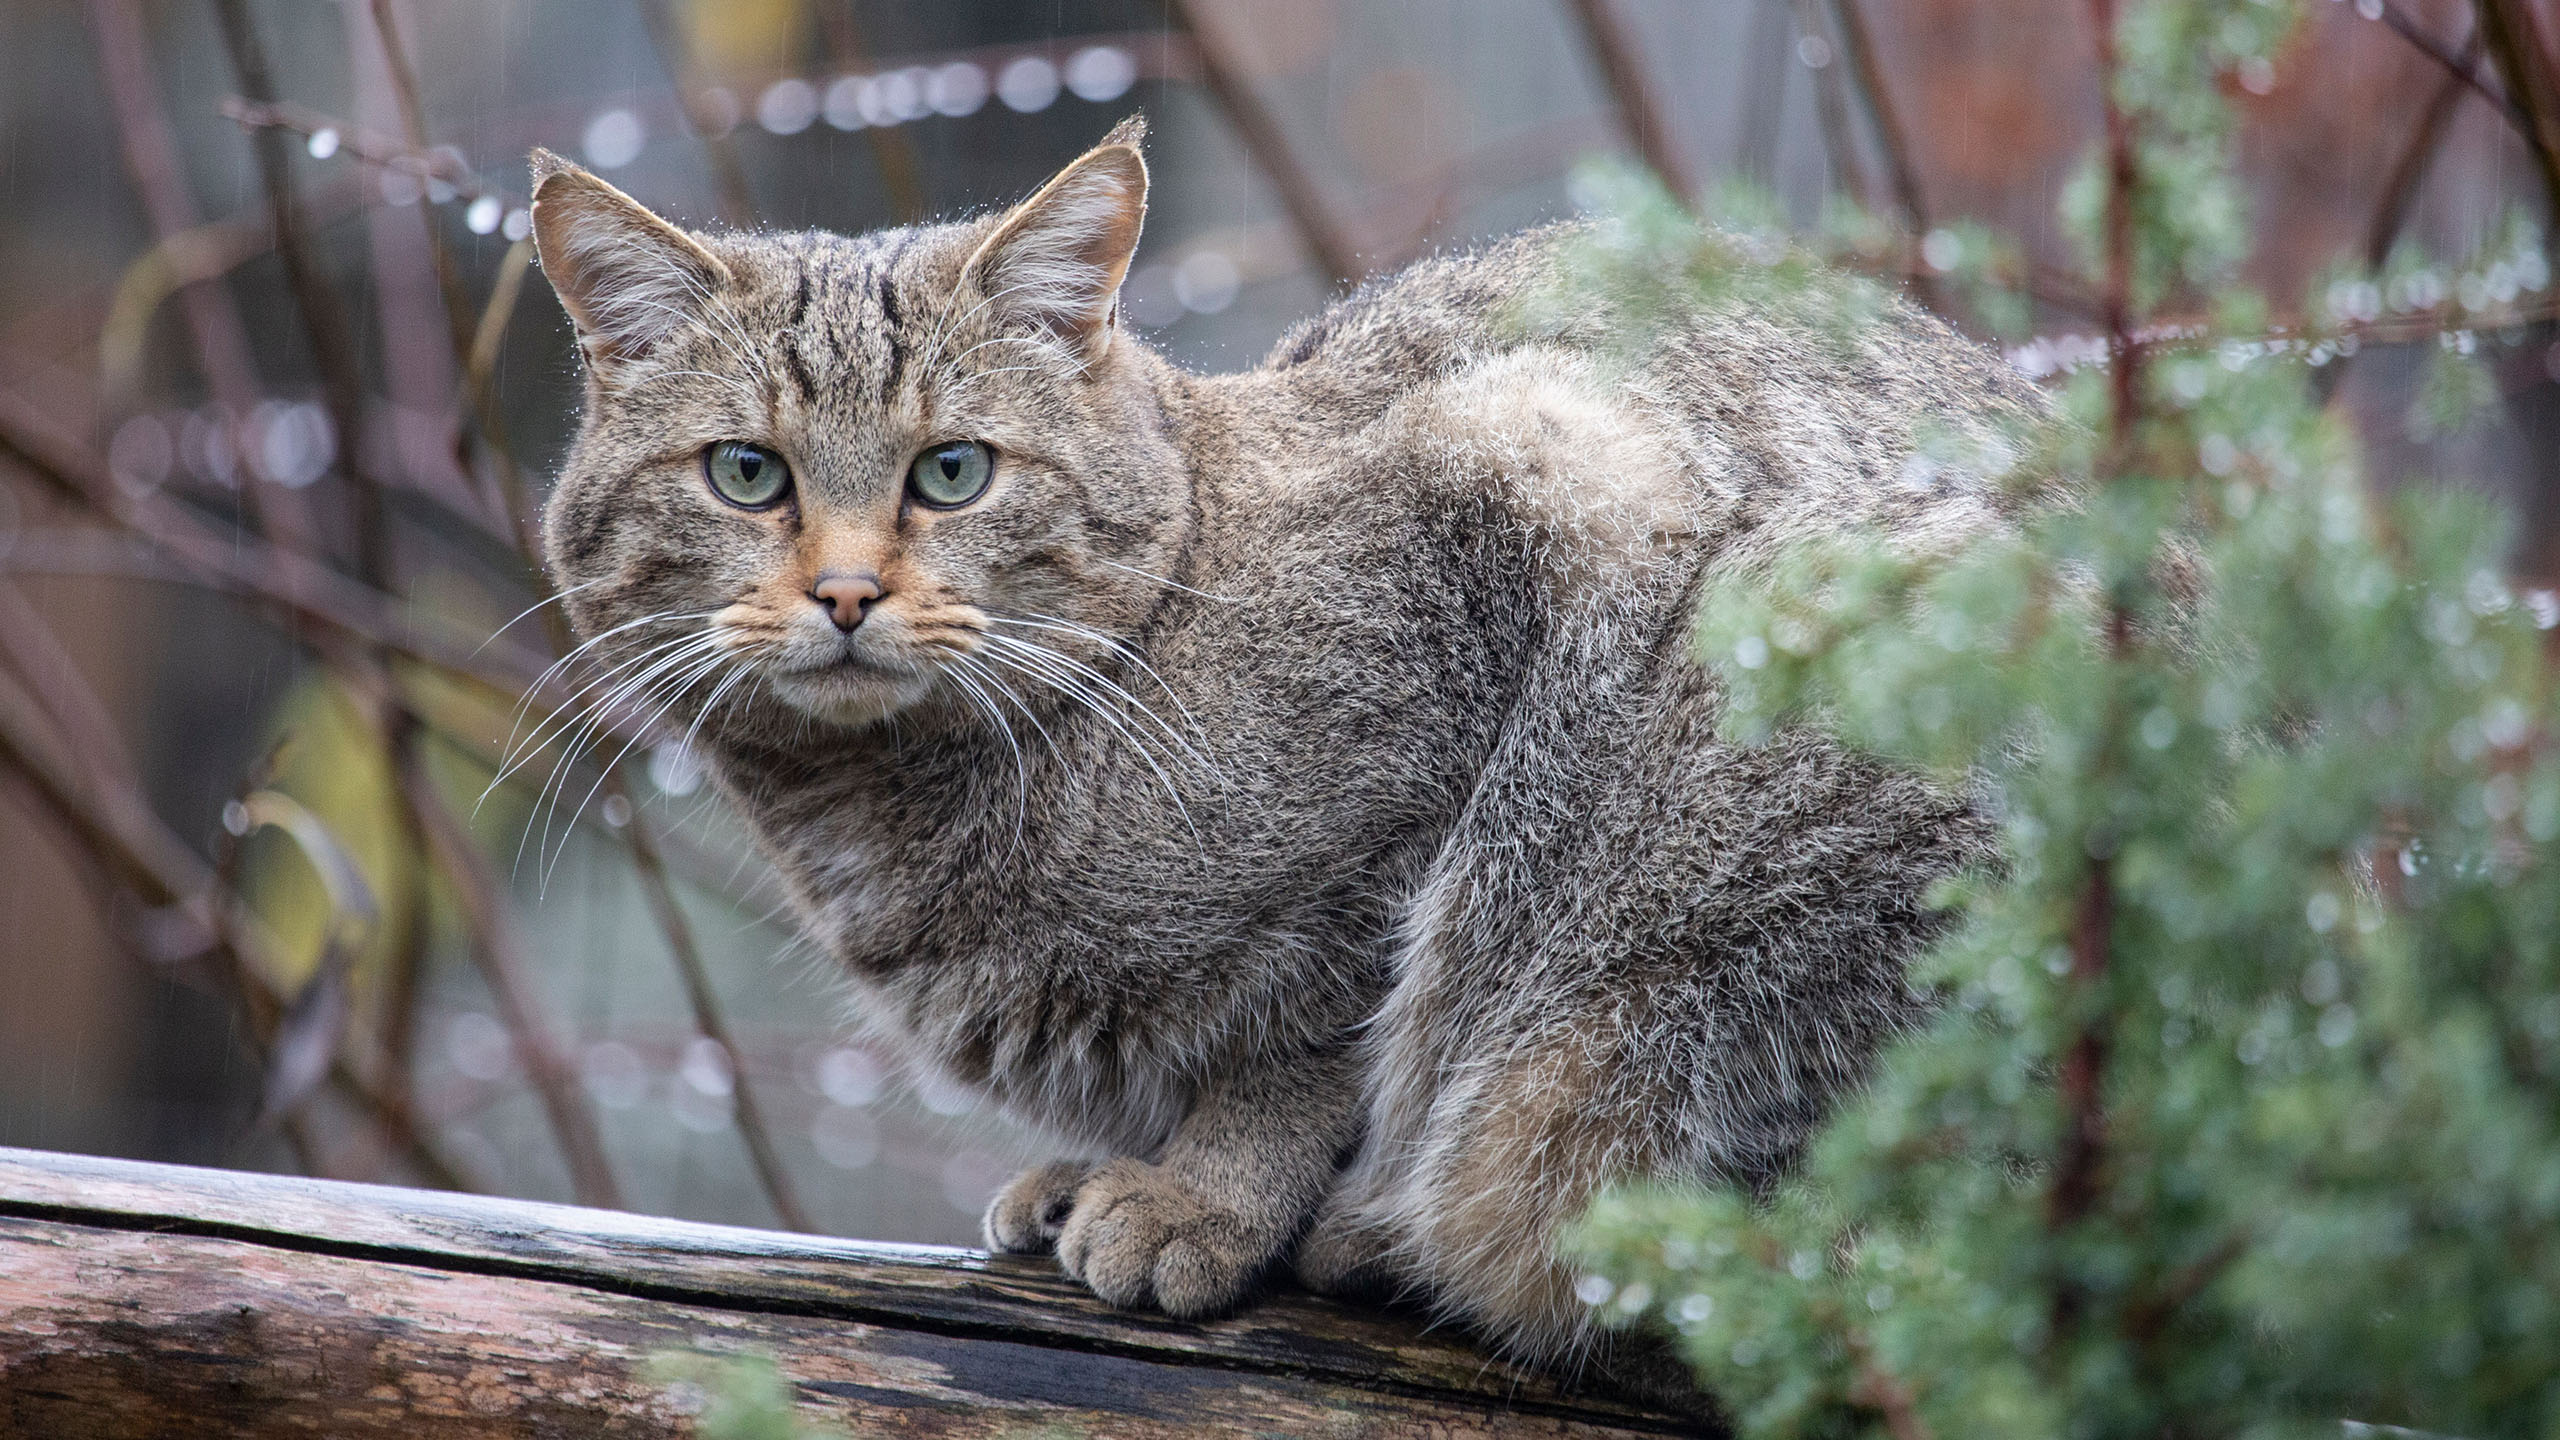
left=1337, top=641, right=1981, bottom=1372
left=1054, top=1046, right=1360, bottom=1319
left=983, top=1158, right=1094, bottom=1255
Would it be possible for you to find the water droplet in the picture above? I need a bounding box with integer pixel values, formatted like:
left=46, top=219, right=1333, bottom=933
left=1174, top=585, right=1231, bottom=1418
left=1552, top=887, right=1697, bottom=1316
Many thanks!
left=465, top=194, right=503, bottom=234
left=1172, top=250, right=1241, bottom=314
left=1064, top=45, right=1136, bottom=102
left=2305, top=891, right=2342, bottom=933
left=108, top=413, right=174, bottom=495
left=757, top=77, right=818, bottom=135
left=815, top=1047, right=884, bottom=1107
left=679, top=1036, right=734, bottom=1098
left=811, top=1105, right=879, bottom=1168
left=649, top=741, right=703, bottom=796
left=582, top=107, right=645, bottom=169
left=929, top=61, right=989, bottom=117
left=823, top=75, right=870, bottom=130
left=997, top=55, right=1060, bottom=113
left=307, top=126, right=340, bottom=159
left=581, top=1040, right=649, bottom=1108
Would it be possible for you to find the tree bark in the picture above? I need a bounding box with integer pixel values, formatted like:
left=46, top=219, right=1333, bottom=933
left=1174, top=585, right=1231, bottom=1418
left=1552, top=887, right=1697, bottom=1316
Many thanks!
left=0, top=1147, right=1701, bottom=1437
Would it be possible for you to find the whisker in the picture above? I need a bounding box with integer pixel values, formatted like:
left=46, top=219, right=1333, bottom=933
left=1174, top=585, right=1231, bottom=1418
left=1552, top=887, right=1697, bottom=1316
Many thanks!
left=975, top=630, right=1219, bottom=778
left=1096, top=558, right=1244, bottom=604
left=969, top=641, right=1201, bottom=841
left=546, top=646, right=758, bottom=893
left=938, top=656, right=1032, bottom=853
left=475, top=578, right=605, bottom=658
left=495, top=606, right=716, bottom=756
left=518, top=633, right=735, bottom=876
left=991, top=612, right=1211, bottom=740
left=491, top=622, right=719, bottom=800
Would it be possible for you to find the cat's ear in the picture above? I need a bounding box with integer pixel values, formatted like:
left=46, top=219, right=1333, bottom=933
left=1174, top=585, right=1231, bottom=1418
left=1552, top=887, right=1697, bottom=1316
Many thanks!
left=961, top=116, right=1149, bottom=364
left=527, top=148, right=732, bottom=372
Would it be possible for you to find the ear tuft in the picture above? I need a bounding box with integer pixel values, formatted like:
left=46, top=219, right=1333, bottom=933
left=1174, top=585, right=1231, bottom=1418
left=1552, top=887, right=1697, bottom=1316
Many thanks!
left=1096, top=113, right=1147, bottom=150
left=961, top=128, right=1150, bottom=364
left=528, top=146, right=578, bottom=189
left=527, top=156, right=731, bottom=372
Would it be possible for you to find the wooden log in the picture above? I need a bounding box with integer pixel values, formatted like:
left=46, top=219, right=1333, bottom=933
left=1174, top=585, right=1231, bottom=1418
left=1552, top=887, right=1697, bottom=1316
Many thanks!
left=0, top=1147, right=1707, bottom=1437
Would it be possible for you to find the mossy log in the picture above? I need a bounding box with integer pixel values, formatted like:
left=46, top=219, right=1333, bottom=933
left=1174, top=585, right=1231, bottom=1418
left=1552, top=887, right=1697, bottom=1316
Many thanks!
left=0, top=1146, right=1705, bottom=1437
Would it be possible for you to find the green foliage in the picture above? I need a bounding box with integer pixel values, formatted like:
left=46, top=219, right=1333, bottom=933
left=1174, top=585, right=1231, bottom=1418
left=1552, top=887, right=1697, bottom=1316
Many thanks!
left=645, top=1350, right=834, bottom=1440
left=1562, top=1, right=2560, bottom=1436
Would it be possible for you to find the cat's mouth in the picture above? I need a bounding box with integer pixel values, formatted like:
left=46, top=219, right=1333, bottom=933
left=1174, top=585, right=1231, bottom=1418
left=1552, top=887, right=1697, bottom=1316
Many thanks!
left=774, top=649, right=908, bottom=679
left=762, top=652, right=935, bottom=727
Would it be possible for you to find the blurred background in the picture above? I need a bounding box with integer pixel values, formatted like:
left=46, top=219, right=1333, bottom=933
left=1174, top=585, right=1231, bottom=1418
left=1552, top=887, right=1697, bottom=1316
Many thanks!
left=0, top=0, right=2550, bottom=1244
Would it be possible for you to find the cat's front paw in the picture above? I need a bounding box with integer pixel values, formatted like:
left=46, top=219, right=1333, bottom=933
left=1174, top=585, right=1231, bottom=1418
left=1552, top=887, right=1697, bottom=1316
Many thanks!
left=983, top=1159, right=1093, bottom=1255
left=1054, top=1157, right=1261, bottom=1318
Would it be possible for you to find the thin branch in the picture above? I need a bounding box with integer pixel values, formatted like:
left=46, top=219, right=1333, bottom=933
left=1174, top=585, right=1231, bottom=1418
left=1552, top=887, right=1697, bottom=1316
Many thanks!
left=1827, top=0, right=1944, bottom=313
left=0, top=582, right=139, bottom=792
left=84, top=0, right=314, bottom=545
left=1791, top=0, right=1873, bottom=207
left=0, top=663, right=469, bottom=1191
left=1165, top=0, right=1366, bottom=290
left=210, top=0, right=389, bottom=589
left=365, top=0, right=482, bottom=368
left=1736, top=0, right=1796, bottom=184
left=1561, top=0, right=1695, bottom=204
left=1830, top=0, right=1926, bottom=232
left=404, top=759, right=623, bottom=1210
left=632, top=0, right=759, bottom=226
left=2373, top=0, right=2534, bottom=136
left=2315, top=28, right=2477, bottom=405
left=618, top=784, right=815, bottom=1232
left=819, top=7, right=928, bottom=224
left=2050, top=0, right=2135, bottom=1347
left=0, top=389, right=550, bottom=732
left=218, top=97, right=512, bottom=211
left=2476, top=0, right=2560, bottom=225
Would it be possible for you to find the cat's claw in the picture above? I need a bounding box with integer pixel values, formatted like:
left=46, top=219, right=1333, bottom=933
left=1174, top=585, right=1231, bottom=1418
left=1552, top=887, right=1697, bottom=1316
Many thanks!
left=983, top=1159, right=1094, bottom=1255
left=1054, top=1158, right=1260, bottom=1318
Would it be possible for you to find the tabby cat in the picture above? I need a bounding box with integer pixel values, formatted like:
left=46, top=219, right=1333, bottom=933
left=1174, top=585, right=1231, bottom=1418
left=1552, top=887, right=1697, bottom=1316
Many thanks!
left=526, top=117, right=2040, bottom=1373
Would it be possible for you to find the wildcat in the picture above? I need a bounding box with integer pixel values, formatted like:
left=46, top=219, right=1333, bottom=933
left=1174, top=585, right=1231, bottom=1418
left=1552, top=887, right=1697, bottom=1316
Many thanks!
left=526, top=116, right=2041, bottom=1373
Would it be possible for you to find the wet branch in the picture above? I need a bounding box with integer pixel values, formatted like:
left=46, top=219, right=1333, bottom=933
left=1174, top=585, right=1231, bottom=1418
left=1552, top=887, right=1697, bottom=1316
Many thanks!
left=1561, top=0, right=1696, bottom=205
left=1166, top=0, right=1366, bottom=291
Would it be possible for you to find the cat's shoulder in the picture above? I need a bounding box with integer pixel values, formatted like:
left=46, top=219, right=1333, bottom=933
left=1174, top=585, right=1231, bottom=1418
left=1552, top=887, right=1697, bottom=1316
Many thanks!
left=1253, top=224, right=1582, bottom=380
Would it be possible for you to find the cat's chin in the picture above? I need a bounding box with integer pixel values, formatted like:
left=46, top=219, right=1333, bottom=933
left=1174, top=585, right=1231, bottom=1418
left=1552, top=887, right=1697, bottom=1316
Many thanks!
left=764, top=664, right=935, bottom=730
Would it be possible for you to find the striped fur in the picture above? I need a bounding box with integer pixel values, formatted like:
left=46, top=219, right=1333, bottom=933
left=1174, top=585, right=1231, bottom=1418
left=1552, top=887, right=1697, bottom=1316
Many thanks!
left=528, top=123, right=2042, bottom=1383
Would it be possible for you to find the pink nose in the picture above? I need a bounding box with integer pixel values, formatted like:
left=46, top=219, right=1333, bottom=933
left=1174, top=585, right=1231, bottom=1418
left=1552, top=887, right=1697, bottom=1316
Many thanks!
left=809, top=570, right=883, bottom=632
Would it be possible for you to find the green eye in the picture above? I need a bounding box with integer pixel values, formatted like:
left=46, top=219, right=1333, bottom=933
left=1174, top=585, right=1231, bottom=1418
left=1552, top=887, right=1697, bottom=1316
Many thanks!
left=704, top=441, right=791, bottom=509
left=907, top=440, right=994, bottom=509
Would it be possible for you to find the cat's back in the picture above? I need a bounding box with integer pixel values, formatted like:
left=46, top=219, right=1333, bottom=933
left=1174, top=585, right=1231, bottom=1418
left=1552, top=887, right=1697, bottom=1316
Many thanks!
left=1214, top=224, right=2049, bottom=582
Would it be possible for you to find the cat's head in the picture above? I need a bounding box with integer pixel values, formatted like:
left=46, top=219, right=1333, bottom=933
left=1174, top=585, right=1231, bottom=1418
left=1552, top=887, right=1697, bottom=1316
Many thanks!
left=529, top=118, right=1190, bottom=741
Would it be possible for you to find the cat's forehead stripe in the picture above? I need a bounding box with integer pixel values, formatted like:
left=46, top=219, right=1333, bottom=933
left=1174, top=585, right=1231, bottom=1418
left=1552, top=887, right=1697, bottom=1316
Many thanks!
left=876, top=232, right=916, bottom=404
